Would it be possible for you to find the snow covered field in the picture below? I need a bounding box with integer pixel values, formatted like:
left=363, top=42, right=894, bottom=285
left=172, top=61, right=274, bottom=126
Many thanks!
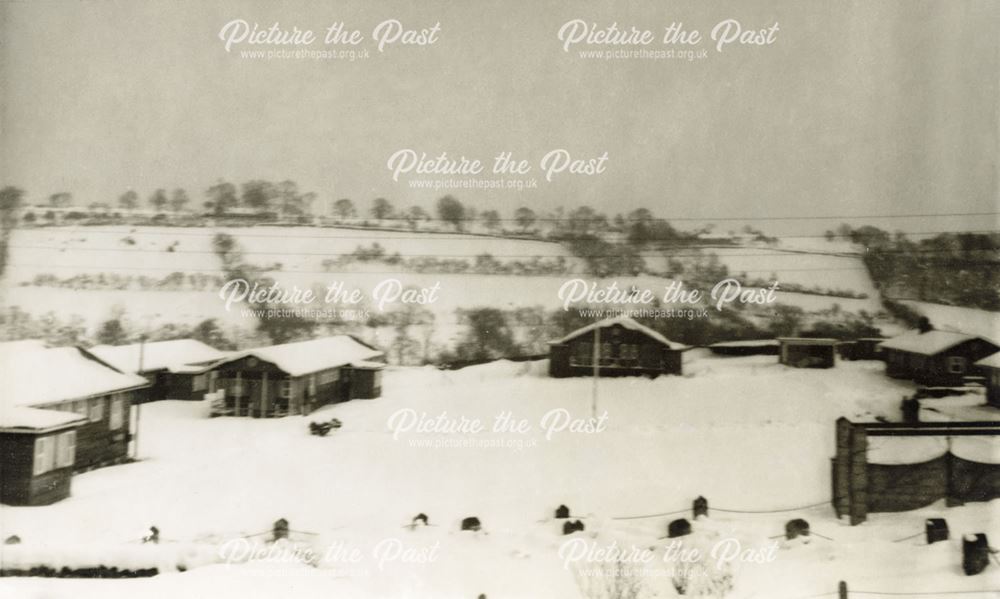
left=2, top=226, right=579, bottom=285
left=2, top=355, right=997, bottom=598
left=2, top=226, right=893, bottom=341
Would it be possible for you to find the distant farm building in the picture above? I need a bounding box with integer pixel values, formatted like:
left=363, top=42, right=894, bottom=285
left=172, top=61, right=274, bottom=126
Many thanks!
left=879, top=329, right=999, bottom=387
left=777, top=338, right=837, bottom=368
left=548, top=316, right=688, bottom=378
left=210, top=336, right=385, bottom=417
left=975, top=353, right=1000, bottom=407
left=91, top=339, right=229, bottom=402
left=0, top=341, right=149, bottom=505
left=707, top=339, right=779, bottom=356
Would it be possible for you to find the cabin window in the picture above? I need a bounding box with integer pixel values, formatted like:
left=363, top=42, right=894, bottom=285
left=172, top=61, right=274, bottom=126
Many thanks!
left=373, top=370, right=383, bottom=386
left=73, top=400, right=87, bottom=415
left=947, top=356, right=966, bottom=374
left=600, top=343, right=613, bottom=365
left=192, top=374, right=207, bottom=391
left=88, top=397, right=104, bottom=422
left=280, top=380, right=292, bottom=399
left=109, top=395, right=125, bottom=430
left=573, top=342, right=592, bottom=366
left=33, top=436, right=55, bottom=475
left=308, top=375, right=317, bottom=395
left=55, top=431, right=76, bottom=468
left=319, top=370, right=339, bottom=385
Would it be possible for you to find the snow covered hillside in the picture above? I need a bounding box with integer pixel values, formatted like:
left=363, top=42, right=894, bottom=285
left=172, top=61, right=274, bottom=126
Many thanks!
left=2, top=354, right=997, bottom=598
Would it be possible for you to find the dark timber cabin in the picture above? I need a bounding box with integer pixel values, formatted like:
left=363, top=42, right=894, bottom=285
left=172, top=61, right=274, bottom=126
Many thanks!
left=975, top=353, right=1000, bottom=407
left=91, top=339, right=230, bottom=402
left=778, top=338, right=838, bottom=368
left=210, top=336, right=385, bottom=417
left=708, top=339, right=780, bottom=356
left=548, top=316, right=688, bottom=378
left=0, top=340, right=149, bottom=505
left=879, top=329, right=999, bottom=387
left=839, top=337, right=885, bottom=361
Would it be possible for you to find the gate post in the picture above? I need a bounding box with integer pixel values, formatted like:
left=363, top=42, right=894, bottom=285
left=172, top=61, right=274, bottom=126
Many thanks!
left=848, top=424, right=868, bottom=525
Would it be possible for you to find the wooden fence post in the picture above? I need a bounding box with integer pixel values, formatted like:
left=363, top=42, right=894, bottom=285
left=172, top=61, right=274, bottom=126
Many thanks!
left=839, top=580, right=848, bottom=598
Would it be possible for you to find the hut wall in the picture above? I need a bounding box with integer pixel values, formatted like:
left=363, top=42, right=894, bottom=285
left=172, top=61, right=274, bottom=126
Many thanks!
left=551, top=325, right=682, bottom=377
left=866, top=457, right=949, bottom=512
left=74, top=393, right=133, bottom=469
left=0, top=433, right=73, bottom=506
left=780, top=343, right=835, bottom=368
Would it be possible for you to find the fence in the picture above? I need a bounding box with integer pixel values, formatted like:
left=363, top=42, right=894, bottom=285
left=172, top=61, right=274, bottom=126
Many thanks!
left=832, top=418, right=1000, bottom=525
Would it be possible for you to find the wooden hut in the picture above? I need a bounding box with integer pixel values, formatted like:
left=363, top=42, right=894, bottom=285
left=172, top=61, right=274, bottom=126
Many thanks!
left=879, top=329, right=999, bottom=387
left=837, top=338, right=884, bottom=361
left=90, top=339, right=229, bottom=402
left=0, top=341, right=149, bottom=504
left=210, top=336, right=385, bottom=417
left=974, top=353, right=1000, bottom=407
left=852, top=337, right=885, bottom=360
left=548, top=316, right=688, bottom=378
left=0, top=408, right=85, bottom=505
left=777, top=338, right=837, bottom=368
left=707, top=339, right=779, bottom=356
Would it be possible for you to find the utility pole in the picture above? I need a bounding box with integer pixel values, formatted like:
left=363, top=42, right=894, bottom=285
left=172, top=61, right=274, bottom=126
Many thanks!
left=591, top=326, right=600, bottom=419
left=133, top=335, right=146, bottom=460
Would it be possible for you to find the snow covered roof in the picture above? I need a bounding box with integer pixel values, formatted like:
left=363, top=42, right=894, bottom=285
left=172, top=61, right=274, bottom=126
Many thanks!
left=878, top=329, right=993, bottom=356
left=350, top=360, right=386, bottom=370
left=867, top=436, right=1000, bottom=465
left=90, top=339, right=230, bottom=374
left=219, top=336, right=384, bottom=377
left=776, top=337, right=838, bottom=345
left=0, top=406, right=86, bottom=434
left=975, top=352, right=1000, bottom=369
left=708, top=339, right=779, bottom=348
left=1, top=343, right=149, bottom=410
left=550, top=316, right=688, bottom=350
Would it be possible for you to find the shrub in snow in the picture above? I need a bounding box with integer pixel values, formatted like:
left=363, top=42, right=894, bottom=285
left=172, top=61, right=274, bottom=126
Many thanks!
left=142, top=526, right=160, bottom=544
left=784, top=519, right=809, bottom=541
left=563, top=520, right=585, bottom=535
left=556, top=504, right=571, bottom=519
left=309, top=419, right=342, bottom=436
left=668, top=519, right=692, bottom=539
left=666, top=536, right=734, bottom=598
left=461, top=517, right=482, bottom=532
left=572, top=557, right=647, bottom=599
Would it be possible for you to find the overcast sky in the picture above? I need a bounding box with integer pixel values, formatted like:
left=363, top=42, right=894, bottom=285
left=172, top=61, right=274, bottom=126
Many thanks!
left=2, top=0, right=997, bottom=235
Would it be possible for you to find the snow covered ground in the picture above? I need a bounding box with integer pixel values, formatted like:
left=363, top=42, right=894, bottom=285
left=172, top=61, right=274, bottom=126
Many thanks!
left=2, top=354, right=997, bottom=598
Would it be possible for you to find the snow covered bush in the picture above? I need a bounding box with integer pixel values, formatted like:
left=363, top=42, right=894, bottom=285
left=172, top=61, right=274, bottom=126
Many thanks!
left=572, top=557, right=648, bottom=599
